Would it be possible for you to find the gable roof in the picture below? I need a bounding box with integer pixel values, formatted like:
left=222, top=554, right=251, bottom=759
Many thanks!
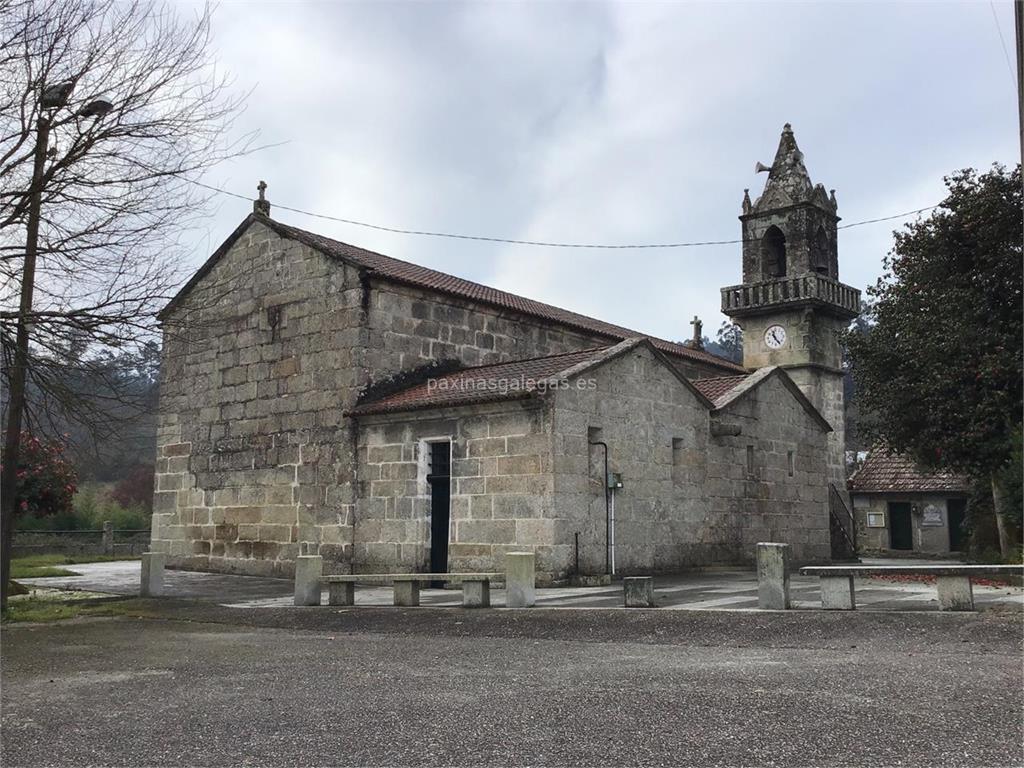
left=349, top=337, right=715, bottom=417
left=693, top=374, right=749, bottom=403
left=849, top=451, right=971, bottom=493
left=711, top=366, right=833, bottom=432
left=349, top=346, right=610, bottom=416
left=159, top=213, right=744, bottom=374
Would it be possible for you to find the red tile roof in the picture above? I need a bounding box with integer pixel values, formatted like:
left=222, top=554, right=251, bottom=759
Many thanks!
left=160, top=214, right=743, bottom=374
left=692, top=375, right=749, bottom=403
left=849, top=450, right=971, bottom=493
left=350, top=346, right=614, bottom=416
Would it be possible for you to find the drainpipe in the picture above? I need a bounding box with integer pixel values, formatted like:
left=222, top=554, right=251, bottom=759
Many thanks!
left=609, top=488, right=616, bottom=576
left=590, top=441, right=611, bottom=576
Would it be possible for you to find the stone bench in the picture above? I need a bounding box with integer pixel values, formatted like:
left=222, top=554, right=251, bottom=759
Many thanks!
left=294, top=552, right=536, bottom=609
left=800, top=565, right=1024, bottom=611
left=321, top=573, right=502, bottom=608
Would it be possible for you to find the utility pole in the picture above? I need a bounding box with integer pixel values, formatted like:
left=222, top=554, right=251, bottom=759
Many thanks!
left=0, top=81, right=110, bottom=608
left=1016, top=0, right=1023, bottom=165
left=0, top=114, right=50, bottom=609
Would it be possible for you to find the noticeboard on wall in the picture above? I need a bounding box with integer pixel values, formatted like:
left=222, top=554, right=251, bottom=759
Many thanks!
left=867, top=512, right=886, bottom=528
left=921, top=505, right=944, bottom=527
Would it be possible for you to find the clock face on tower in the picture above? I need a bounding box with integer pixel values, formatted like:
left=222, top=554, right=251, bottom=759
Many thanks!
left=764, top=324, right=787, bottom=350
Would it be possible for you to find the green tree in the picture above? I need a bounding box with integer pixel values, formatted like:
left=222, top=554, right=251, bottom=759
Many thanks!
left=704, top=321, right=743, bottom=364
left=846, top=164, right=1023, bottom=556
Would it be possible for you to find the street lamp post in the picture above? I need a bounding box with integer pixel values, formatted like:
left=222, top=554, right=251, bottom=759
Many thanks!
left=0, top=84, right=113, bottom=609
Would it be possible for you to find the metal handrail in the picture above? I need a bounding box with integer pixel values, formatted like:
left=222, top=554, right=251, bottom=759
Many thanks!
left=828, top=484, right=856, bottom=552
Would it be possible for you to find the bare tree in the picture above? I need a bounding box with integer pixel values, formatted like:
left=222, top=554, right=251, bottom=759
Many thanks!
left=0, top=0, right=254, bottom=608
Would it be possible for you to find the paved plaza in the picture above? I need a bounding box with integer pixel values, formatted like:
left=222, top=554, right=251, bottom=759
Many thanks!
left=6, top=560, right=1023, bottom=766
left=17, top=559, right=1024, bottom=611
left=2, top=605, right=1022, bottom=767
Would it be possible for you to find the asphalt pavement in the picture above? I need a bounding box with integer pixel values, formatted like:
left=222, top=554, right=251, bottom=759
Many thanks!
left=2, top=604, right=1021, bottom=767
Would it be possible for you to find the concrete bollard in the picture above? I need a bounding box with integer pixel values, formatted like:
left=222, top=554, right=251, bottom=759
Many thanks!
left=505, top=552, right=536, bottom=608
left=937, top=575, right=974, bottom=611
left=756, top=542, right=791, bottom=610
left=623, top=576, right=656, bottom=607
left=293, top=555, right=323, bottom=606
left=140, top=552, right=166, bottom=597
left=102, top=520, right=114, bottom=555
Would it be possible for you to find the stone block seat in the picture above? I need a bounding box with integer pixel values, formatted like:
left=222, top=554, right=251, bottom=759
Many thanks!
left=321, top=573, right=503, bottom=608
left=800, top=564, right=1024, bottom=611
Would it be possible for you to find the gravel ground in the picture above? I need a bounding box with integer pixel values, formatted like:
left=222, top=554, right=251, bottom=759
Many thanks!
left=1, top=603, right=1022, bottom=767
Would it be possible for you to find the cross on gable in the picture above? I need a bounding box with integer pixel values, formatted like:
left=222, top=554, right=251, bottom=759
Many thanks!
left=689, top=315, right=703, bottom=349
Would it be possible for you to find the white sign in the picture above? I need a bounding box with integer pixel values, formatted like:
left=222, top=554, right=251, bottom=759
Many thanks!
left=921, top=505, right=944, bottom=527
left=867, top=512, right=885, bottom=528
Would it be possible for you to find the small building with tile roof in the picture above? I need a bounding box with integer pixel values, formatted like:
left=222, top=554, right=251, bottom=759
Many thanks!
left=150, top=125, right=855, bottom=580
left=849, top=450, right=971, bottom=554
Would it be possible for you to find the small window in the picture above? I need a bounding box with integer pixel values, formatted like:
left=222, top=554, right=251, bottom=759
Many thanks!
left=787, top=450, right=794, bottom=477
left=746, top=445, right=755, bottom=477
left=672, top=438, right=685, bottom=462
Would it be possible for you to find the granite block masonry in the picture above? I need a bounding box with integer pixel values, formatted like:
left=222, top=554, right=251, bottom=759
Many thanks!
left=293, top=555, right=322, bottom=606
left=756, top=542, right=791, bottom=610
left=152, top=125, right=855, bottom=580
left=936, top=576, right=974, bottom=611
left=820, top=574, right=856, bottom=610
left=623, top=576, right=656, bottom=608
left=140, top=552, right=165, bottom=598
left=505, top=552, right=536, bottom=608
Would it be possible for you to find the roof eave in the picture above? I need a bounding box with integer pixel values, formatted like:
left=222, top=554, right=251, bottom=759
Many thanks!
left=712, top=366, right=832, bottom=433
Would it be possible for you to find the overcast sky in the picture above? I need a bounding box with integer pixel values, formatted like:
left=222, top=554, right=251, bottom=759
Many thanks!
left=188, top=1, right=1018, bottom=345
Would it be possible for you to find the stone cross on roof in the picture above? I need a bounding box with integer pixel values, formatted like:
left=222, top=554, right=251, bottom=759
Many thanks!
left=690, top=315, right=703, bottom=350
left=253, top=180, right=271, bottom=216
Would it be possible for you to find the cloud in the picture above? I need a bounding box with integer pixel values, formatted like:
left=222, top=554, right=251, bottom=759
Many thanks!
left=185, top=1, right=1018, bottom=346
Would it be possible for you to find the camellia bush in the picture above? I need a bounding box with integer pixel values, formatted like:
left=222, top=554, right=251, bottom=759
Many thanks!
left=1, top=433, right=78, bottom=520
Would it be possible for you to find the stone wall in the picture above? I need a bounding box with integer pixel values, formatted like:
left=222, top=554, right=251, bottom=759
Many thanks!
left=739, top=309, right=848, bottom=494
left=153, top=221, right=366, bottom=576
left=705, top=373, right=831, bottom=564
left=363, top=279, right=722, bottom=381
left=549, top=346, right=712, bottom=575
left=740, top=207, right=839, bottom=282
left=353, top=402, right=556, bottom=578
left=152, top=221, right=753, bottom=576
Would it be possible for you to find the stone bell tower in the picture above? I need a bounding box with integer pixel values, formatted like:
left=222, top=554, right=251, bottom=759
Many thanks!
left=720, top=124, right=860, bottom=494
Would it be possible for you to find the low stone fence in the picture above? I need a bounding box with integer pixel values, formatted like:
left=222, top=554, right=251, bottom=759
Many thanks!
left=12, top=524, right=150, bottom=558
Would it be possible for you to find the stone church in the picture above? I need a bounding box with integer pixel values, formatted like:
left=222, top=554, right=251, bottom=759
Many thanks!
left=151, top=124, right=860, bottom=582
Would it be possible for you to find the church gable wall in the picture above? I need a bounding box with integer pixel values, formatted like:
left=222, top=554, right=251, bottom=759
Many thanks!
left=353, top=401, right=557, bottom=579
left=152, top=221, right=366, bottom=576
left=364, top=280, right=714, bottom=379
left=706, top=375, right=831, bottom=563
left=550, top=346, right=712, bottom=576
left=365, top=280, right=613, bottom=371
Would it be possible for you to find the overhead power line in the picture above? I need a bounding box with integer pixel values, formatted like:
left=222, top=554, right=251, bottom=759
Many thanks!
left=989, top=0, right=1017, bottom=90
left=190, top=179, right=939, bottom=250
